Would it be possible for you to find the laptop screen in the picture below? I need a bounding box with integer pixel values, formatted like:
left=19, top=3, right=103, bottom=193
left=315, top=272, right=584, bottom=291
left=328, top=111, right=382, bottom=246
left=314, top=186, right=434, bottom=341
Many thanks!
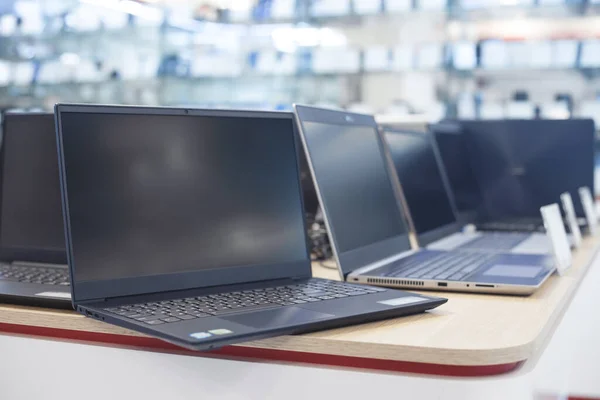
left=296, top=106, right=411, bottom=276
left=302, top=121, right=407, bottom=252
left=430, top=122, right=484, bottom=222
left=0, top=113, right=66, bottom=262
left=383, top=130, right=457, bottom=237
left=461, top=119, right=595, bottom=219
left=58, top=107, right=309, bottom=299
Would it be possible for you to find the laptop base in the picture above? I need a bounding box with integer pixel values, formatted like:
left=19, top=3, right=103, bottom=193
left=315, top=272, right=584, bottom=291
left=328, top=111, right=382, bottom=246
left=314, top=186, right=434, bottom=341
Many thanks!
left=350, top=273, right=551, bottom=296
left=0, top=281, right=71, bottom=309
left=79, top=277, right=446, bottom=351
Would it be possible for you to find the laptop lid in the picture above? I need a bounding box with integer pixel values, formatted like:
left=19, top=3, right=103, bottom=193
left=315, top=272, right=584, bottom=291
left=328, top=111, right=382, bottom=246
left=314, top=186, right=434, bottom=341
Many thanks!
left=294, top=105, right=412, bottom=279
left=429, top=121, right=484, bottom=225
left=461, top=119, right=595, bottom=219
left=55, top=105, right=311, bottom=303
left=382, top=127, right=462, bottom=246
left=0, top=112, right=66, bottom=264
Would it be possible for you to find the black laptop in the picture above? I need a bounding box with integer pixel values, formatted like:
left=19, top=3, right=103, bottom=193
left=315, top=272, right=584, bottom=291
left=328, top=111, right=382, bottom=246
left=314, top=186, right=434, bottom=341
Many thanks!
left=55, top=104, right=446, bottom=351
left=0, top=112, right=70, bottom=309
left=431, top=119, right=595, bottom=232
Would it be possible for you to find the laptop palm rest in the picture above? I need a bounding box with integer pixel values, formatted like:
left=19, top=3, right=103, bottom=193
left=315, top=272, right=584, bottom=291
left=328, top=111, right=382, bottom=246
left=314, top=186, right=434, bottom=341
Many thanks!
left=223, top=307, right=333, bottom=329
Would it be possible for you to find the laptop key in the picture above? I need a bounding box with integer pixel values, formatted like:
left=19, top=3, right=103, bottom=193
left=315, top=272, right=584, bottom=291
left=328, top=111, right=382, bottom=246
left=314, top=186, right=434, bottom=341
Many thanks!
left=161, top=317, right=181, bottom=323
left=460, top=265, right=481, bottom=274
left=211, top=303, right=280, bottom=316
left=136, top=315, right=163, bottom=322
left=144, top=320, right=165, bottom=325
left=176, top=314, right=196, bottom=320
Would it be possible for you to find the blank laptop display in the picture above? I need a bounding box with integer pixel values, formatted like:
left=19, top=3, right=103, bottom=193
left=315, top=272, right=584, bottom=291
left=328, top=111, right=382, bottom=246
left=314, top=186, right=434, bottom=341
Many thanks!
left=384, top=129, right=457, bottom=239
left=429, top=122, right=485, bottom=224
left=301, top=121, right=407, bottom=252
left=0, top=113, right=66, bottom=263
left=461, top=119, right=595, bottom=219
left=0, top=113, right=70, bottom=308
left=59, top=111, right=308, bottom=289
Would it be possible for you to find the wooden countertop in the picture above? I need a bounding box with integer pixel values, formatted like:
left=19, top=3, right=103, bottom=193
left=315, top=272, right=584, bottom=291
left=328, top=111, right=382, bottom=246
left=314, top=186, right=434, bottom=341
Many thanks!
left=1, top=236, right=598, bottom=376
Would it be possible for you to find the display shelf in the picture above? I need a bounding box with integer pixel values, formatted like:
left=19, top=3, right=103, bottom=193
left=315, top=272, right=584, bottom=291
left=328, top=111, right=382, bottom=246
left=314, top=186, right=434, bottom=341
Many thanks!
left=3, top=66, right=599, bottom=91
left=0, top=73, right=352, bottom=109
left=0, top=236, right=598, bottom=377
left=223, top=3, right=600, bottom=24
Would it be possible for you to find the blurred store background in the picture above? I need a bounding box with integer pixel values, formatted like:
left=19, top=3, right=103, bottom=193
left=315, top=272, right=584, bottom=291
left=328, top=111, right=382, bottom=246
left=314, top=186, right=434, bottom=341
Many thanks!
left=1, top=0, right=600, bottom=128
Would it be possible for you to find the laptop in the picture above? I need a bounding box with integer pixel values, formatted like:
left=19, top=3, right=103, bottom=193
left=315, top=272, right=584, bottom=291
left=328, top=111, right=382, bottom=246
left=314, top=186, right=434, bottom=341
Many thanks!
left=431, top=120, right=593, bottom=232
left=462, top=119, right=595, bottom=219
left=55, top=104, right=446, bottom=351
left=0, top=112, right=71, bottom=309
left=295, top=105, right=554, bottom=295
left=381, top=126, right=553, bottom=255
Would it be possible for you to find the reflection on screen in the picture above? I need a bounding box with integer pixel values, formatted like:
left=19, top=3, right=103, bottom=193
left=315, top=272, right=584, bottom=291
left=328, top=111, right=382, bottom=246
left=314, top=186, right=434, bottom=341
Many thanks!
left=301, top=121, right=407, bottom=253
left=384, top=131, right=457, bottom=234
left=60, top=112, right=308, bottom=282
left=1, top=114, right=65, bottom=253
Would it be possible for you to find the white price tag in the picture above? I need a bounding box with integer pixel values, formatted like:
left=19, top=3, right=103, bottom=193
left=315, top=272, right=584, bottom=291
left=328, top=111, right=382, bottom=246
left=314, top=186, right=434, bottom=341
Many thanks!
left=541, top=203, right=572, bottom=275
left=561, top=192, right=582, bottom=248
left=579, top=186, right=598, bottom=236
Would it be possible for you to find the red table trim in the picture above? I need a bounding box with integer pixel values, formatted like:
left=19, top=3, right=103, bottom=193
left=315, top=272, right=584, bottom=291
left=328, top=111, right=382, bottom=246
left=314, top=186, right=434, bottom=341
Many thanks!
left=568, top=397, right=600, bottom=400
left=0, top=322, right=522, bottom=377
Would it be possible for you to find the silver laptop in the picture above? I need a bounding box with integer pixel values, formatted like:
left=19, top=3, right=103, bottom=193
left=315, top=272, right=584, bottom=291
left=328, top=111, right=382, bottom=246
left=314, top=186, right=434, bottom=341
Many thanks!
left=294, top=104, right=555, bottom=295
left=381, top=127, right=553, bottom=256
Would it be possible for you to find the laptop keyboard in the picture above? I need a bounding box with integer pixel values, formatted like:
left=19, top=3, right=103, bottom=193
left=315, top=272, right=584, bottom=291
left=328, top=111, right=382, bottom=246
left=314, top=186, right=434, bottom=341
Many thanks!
left=104, top=279, right=386, bottom=326
left=387, top=251, right=495, bottom=281
left=0, top=264, right=69, bottom=285
left=458, top=233, right=529, bottom=251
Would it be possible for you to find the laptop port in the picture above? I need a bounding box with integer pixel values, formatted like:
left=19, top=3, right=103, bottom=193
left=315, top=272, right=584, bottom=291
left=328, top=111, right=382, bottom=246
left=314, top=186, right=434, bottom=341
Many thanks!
left=475, top=284, right=494, bottom=288
left=437, top=282, right=447, bottom=287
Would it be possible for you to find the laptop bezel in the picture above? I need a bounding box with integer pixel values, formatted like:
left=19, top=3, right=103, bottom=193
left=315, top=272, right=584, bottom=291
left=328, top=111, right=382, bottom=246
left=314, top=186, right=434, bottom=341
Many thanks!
left=294, top=105, right=413, bottom=280
left=55, top=104, right=313, bottom=303
left=0, top=112, right=67, bottom=265
left=381, top=126, right=464, bottom=247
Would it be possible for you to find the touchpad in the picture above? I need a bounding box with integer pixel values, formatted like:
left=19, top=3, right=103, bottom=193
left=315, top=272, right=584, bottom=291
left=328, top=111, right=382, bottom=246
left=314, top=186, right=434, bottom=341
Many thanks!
left=483, top=264, right=543, bottom=278
left=222, top=307, right=334, bottom=329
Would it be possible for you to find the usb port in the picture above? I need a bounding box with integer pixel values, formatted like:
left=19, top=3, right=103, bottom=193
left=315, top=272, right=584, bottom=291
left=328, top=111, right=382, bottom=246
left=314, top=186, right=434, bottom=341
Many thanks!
left=437, top=282, right=447, bottom=287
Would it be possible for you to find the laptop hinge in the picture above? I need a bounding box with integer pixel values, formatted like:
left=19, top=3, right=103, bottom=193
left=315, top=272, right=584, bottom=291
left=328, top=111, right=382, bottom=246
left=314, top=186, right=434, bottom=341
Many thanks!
left=79, top=275, right=311, bottom=306
left=77, top=298, right=109, bottom=306
left=12, top=260, right=67, bottom=268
